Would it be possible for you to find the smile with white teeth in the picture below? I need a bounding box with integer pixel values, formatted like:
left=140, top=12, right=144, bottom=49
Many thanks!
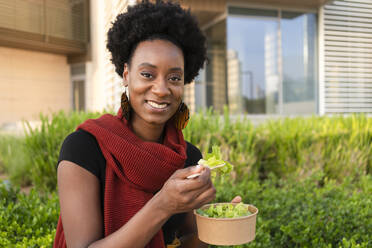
left=147, top=100, right=168, bottom=109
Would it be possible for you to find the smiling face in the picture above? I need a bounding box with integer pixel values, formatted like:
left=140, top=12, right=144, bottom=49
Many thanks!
left=123, top=39, right=184, bottom=131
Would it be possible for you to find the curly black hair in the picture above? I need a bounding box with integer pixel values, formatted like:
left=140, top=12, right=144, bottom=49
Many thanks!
left=106, top=0, right=207, bottom=84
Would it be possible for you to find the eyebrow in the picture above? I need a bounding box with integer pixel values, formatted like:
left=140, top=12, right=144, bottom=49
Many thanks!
left=138, top=62, right=156, bottom=68
left=138, top=62, right=183, bottom=72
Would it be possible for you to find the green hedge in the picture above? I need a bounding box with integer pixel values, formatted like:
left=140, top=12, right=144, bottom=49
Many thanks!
left=0, top=111, right=107, bottom=191
left=0, top=135, right=31, bottom=187
left=184, top=109, right=372, bottom=183
left=0, top=109, right=371, bottom=247
left=212, top=174, right=372, bottom=248
left=0, top=175, right=370, bottom=247
left=24, top=111, right=108, bottom=191
left=0, top=182, right=59, bottom=247
left=1, top=109, right=370, bottom=191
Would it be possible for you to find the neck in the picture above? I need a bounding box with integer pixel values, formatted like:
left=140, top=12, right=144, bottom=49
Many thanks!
left=130, top=117, right=165, bottom=143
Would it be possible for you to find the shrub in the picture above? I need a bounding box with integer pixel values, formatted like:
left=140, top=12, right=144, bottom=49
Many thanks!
left=1, top=174, right=370, bottom=247
left=184, top=110, right=372, bottom=183
left=1, top=109, right=371, bottom=191
left=251, top=115, right=372, bottom=182
left=1, top=109, right=371, bottom=247
left=212, top=174, right=372, bottom=248
left=23, top=110, right=109, bottom=192
left=0, top=181, right=59, bottom=247
left=0, top=135, right=31, bottom=187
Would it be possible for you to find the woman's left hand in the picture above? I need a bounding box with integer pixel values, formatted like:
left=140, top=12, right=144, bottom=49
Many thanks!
left=231, top=195, right=242, bottom=203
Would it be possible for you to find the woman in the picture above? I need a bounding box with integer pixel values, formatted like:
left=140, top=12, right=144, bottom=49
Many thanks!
left=54, top=1, right=240, bottom=247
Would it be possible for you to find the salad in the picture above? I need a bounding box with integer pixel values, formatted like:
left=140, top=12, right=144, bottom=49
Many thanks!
left=195, top=146, right=250, bottom=219
left=196, top=202, right=252, bottom=218
left=198, top=146, right=233, bottom=177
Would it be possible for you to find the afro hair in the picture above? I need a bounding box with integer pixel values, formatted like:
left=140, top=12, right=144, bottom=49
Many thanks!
left=106, top=0, right=207, bottom=84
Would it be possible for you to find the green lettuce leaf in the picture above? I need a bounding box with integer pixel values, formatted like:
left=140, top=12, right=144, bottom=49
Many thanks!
left=197, top=145, right=233, bottom=175
left=197, top=203, right=252, bottom=218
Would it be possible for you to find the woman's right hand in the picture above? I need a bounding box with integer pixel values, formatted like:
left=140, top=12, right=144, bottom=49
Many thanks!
left=155, top=165, right=216, bottom=216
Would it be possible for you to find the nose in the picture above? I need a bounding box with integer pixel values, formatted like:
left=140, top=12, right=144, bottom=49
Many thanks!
left=152, top=78, right=171, bottom=97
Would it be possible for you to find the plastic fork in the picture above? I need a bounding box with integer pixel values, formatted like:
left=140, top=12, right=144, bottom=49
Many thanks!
left=186, top=163, right=226, bottom=179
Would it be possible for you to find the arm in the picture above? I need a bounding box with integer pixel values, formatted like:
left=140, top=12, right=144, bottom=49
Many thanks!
left=58, top=161, right=215, bottom=248
left=58, top=160, right=170, bottom=248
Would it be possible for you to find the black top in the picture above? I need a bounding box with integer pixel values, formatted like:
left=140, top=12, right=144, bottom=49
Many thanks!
left=57, top=129, right=202, bottom=245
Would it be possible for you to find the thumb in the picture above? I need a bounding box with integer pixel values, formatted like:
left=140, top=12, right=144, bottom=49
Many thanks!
left=231, top=196, right=242, bottom=203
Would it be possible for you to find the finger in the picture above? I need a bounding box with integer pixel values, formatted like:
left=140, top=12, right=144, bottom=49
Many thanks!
left=173, top=165, right=204, bottom=179
left=197, top=166, right=211, bottom=182
left=231, top=196, right=242, bottom=203
left=187, top=178, right=213, bottom=200
left=178, top=167, right=211, bottom=192
left=193, top=186, right=216, bottom=209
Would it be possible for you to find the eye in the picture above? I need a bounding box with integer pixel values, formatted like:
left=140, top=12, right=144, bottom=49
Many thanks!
left=169, top=75, right=182, bottom=82
left=140, top=72, right=153, bottom=79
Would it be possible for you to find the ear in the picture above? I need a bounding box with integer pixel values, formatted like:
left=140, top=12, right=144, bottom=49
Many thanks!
left=123, top=63, right=129, bottom=87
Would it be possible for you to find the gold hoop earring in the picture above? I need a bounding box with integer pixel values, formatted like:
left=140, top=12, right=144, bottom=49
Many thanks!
left=121, top=86, right=131, bottom=121
left=173, top=102, right=189, bottom=130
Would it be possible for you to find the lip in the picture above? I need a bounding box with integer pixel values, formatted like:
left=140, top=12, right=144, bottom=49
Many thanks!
left=145, top=100, right=170, bottom=113
left=146, top=99, right=171, bottom=105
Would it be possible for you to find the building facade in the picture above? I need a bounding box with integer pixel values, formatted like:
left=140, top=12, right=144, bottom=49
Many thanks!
left=0, top=0, right=89, bottom=126
left=188, top=0, right=372, bottom=115
left=93, top=0, right=372, bottom=115
left=1, top=0, right=371, bottom=126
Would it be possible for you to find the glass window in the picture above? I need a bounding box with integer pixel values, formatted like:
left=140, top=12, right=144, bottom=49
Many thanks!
left=225, top=7, right=318, bottom=115
left=204, top=20, right=227, bottom=113
left=281, top=12, right=317, bottom=114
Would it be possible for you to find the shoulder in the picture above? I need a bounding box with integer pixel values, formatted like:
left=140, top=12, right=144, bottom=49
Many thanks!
left=185, top=141, right=202, bottom=158
left=62, top=129, right=98, bottom=146
left=59, top=130, right=102, bottom=160
left=58, top=129, right=106, bottom=179
left=185, top=141, right=202, bottom=167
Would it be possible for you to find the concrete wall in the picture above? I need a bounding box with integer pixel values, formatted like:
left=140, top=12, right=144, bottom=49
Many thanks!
left=0, top=46, right=71, bottom=125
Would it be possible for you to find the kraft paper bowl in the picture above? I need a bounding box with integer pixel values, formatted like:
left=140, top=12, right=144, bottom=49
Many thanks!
left=194, top=203, right=258, bottom=246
